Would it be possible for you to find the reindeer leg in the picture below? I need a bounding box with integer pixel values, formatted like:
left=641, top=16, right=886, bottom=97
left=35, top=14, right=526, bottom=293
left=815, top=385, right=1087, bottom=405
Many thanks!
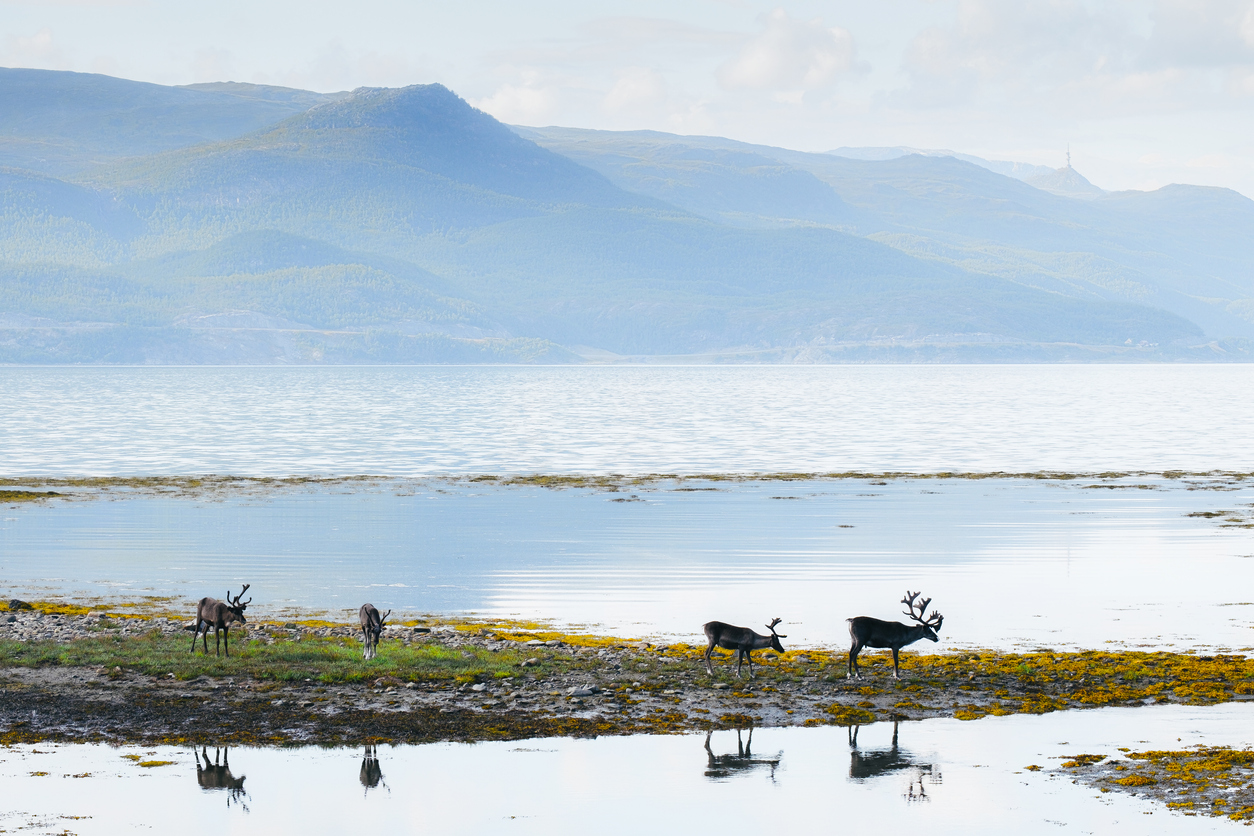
left=891, top=647, right=900, bottom=678
left=847, top=642, right=861, bottom=679
left=201, top=623, right=210, bottom=654
left=191, top=620, right=200, bottom=654
left=223, top=626, right=229, bottom=658
left=214, top=626, right=221, bottom=657
left=745, top=648, right=755, bottom=678
left=704, top=638, right=715, bottom=676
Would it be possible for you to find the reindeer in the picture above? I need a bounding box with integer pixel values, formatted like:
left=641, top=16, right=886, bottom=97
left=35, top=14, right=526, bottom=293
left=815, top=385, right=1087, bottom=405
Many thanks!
left=359, top=603, right=391, bottom=660
left=196, top=746, right=248, bottom=809
left=702, top=618, right=786, bottom=678
left=189, top=584, right=251, bottom=657
left=703, top=728, right=782, bottom=781
left=847, top=591, right=943, bottom=679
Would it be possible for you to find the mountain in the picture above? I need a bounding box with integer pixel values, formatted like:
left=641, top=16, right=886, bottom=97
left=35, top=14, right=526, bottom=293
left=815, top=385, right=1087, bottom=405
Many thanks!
left=0, top=68, right=343, bottom=176
left=828, top=146, right=1056, bottom=181
left=521, top=126, right=1254, bottom=346
left=1026, top=165, right=1106, bottom=199
left=0, top=70, right=1247, bottom=363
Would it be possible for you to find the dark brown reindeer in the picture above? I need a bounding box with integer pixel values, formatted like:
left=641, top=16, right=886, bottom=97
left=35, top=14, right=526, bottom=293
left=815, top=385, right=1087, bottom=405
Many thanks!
left=189, top=584, right=251, bottom=656
left=360, top=603, right=391, bottom=660
left=847, top=591, right=943, bottom=679
left=702, top=618, right=787, bottom=678
left=703, top=729, right=782, bottom=781
left=196, top=746, right=248, bottom=809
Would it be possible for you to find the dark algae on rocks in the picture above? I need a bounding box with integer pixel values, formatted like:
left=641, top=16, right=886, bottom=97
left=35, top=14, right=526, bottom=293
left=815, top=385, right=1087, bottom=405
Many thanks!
left=4, top=601, right=1254, bottom=747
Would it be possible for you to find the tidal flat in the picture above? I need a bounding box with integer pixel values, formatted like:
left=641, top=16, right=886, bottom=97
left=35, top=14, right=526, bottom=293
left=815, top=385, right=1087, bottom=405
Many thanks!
left=3, top=603, right=1254, bottom=748
left=3, top=471, right=1253, bottom=649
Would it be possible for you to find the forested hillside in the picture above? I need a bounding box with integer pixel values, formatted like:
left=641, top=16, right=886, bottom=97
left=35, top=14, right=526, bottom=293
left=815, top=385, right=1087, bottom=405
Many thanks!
left=0, top=69, right=1248, bottom=363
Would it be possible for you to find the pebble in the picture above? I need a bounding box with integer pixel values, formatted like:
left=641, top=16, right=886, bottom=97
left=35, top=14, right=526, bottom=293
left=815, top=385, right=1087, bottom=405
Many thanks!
left=471, top=683, right=487, bottom=692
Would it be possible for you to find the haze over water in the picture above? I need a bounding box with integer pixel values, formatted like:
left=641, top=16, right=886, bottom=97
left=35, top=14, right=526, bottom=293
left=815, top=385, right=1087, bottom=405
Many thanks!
left=3, top=365, right=1251, bottom=476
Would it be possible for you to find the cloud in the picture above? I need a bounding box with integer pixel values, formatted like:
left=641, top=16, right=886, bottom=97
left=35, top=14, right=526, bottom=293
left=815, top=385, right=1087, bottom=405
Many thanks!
left=894, top=0, right=1254, bottom=116
left=1, top=27, right=69, bottom=69
left=473, top=77, right=560, bottom=125
left=259, top=40, right=430, bottom=93
left=603, top=66, right=667, bottom=115
left=191, top=48, right=234, bottom=84
left=718, top=8, right=859, bottom=91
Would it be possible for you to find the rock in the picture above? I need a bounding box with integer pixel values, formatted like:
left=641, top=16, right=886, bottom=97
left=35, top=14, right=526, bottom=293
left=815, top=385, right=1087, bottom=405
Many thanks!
left=6, top=600, right=32, bottom=611
left=520, top=658, right=540, bottom=667
left=525, top=639, right=545, bottom=646
left=544, top=640, right=562, bottom=647
left=405, top=682, right=416, bottom=690
left=470, top=683, right=487, bottom=692
left=568, top=685, right=599, bottom=697
left=712, top=683, right=729, bottom=690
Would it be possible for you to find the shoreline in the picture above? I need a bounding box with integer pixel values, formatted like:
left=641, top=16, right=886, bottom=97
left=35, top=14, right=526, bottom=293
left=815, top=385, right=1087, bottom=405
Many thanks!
left=4, top=602, right=1254, bottom=748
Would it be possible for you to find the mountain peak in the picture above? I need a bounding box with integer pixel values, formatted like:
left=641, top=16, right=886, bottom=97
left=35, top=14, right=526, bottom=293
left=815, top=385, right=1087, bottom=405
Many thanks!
left=1026, top=165, right=1106, bottom=199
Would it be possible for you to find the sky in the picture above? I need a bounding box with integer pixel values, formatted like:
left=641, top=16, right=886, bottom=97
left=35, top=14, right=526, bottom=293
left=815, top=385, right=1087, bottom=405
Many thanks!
left=3, top=0, right=1254, bottom=197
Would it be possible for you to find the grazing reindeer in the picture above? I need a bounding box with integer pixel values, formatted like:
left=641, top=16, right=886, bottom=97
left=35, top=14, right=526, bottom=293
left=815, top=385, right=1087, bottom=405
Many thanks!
left=847, top=590, right=943, bottom=679
left=359, top=603, right=391, bottom=660
left=704, top=729, right=782, bottom=781
left=702, top=618, right=787, bottom=678
left=196, top=746, right=248, bottom=809
left=190, top=584, right=251, bottom=657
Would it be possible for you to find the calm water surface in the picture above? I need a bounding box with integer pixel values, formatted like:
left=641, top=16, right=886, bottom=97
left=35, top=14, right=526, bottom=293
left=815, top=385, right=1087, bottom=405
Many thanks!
left=3, top=477, right=1251, bottom=649
left=2, top=365, right=1252, bottom=475
left=4, top=705, right=1252, bottom=835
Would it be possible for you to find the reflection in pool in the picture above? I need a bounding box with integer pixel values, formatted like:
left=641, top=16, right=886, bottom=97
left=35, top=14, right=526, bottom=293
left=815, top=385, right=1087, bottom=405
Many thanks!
left=848, top=721, right=940, bottom=802
left=3, top=704, right=1252, bottom=834
left=359, top=744, right=386, bottom=795
left=703, top=728, right=782, bottom=782
left=194, top=746, right=248, bottom=810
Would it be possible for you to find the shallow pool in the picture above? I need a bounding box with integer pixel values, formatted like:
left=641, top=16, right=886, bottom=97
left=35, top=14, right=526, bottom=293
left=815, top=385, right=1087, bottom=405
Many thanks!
left=3, top=704, right=1253, bottom=834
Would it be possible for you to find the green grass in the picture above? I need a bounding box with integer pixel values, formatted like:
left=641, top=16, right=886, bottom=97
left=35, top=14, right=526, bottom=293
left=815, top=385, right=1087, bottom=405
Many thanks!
left=0, top=632, right=529, bottom=684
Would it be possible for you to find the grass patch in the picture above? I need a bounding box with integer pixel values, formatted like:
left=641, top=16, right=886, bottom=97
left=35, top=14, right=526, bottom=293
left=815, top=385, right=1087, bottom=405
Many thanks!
left=0, top=632, right=529, bottom=684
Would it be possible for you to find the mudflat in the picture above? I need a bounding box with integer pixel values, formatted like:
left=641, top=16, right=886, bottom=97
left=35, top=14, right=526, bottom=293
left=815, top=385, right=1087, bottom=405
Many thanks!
left=3, top=603, right=1254, bottom=747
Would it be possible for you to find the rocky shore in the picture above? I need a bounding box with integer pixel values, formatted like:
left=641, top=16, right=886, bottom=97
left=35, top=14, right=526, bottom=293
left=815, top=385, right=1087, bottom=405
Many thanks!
left=5, top=603, right=1254, bottom=748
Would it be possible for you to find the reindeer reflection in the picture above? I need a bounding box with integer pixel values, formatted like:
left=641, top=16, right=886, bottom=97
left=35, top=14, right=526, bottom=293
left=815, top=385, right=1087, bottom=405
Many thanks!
left=703, top=729, right=782, bottom=782
left=196, top=746, right=249, bottom=810
left=848, top=722, right=939, bottom=802
left=360, top=744, right=388, bottom=796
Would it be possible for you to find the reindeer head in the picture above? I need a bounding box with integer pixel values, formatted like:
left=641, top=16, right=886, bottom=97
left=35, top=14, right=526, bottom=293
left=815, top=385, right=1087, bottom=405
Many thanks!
left=370, top=609, right=391, bottom=642
left=766, top=617, right=787, bottom=654
left=225, top=584, right=251, bottom=624
left=901, top=591, right=943, bottom=641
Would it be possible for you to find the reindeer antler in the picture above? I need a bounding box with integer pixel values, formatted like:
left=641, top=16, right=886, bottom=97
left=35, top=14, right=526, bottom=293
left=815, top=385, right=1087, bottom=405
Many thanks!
left=227, top=584, right=251, bottom=607
left=901, top=591, right=932, bottom=623
left=766, top=617, right=787, bottom=637
left=381, top=609, right=392, bottom=624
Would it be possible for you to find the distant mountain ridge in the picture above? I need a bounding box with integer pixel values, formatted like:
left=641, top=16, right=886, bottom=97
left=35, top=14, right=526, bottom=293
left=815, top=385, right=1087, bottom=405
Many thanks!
left=827, top=146, right=1056, bottom=181
left=0, top=69, right=1250, bottom=363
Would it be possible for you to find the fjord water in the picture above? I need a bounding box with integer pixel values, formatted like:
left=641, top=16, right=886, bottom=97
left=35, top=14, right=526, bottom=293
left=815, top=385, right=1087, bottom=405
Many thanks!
left=4, top=475, right=1253, bottom=649
left=3, top=364, right=1253, bottom=475
left=4, top=704, right=1253, bottom=834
